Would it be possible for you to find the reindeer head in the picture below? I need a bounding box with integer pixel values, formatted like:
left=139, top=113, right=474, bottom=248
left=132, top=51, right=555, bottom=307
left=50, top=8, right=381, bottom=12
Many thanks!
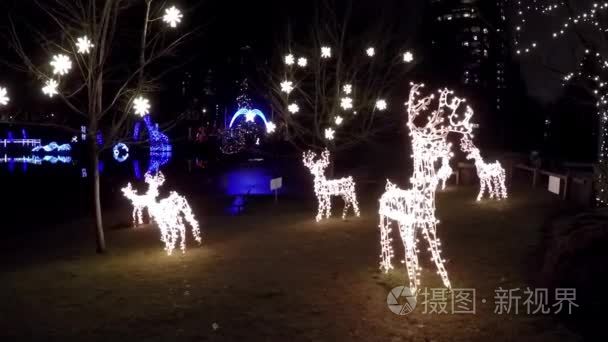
left=302, top=149, right=331, bottom=177
left=406, top=83, right=476, bottom=140
left=121, top=183, right=136, bottom=200
left=460, top=135, right=481, bottom=160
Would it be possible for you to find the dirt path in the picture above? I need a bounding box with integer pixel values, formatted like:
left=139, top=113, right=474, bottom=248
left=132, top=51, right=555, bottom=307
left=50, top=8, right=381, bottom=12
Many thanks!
left=0, top=187, right=581, bottom=341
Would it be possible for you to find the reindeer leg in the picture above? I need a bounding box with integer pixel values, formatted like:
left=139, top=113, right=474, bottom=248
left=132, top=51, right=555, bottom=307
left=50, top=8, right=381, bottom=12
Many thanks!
left=325, top=195, right=332, bottom=219
left=315, top=195, right=324, bottom=222
left=351, top=188, right=361, bottom=217
left=341, top=195, right=350, bottom=220
left=379, top=215, right=394, bottom=272
left=401, top=221, right=420, bottom=293
left=421, top=221, right=452, bottom=290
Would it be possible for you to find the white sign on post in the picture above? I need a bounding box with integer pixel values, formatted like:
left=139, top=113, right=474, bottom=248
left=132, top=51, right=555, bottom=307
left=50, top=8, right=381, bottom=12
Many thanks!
left=270, top=177, right=282, bottom=191
left=548, top=176, right=560, bottom=195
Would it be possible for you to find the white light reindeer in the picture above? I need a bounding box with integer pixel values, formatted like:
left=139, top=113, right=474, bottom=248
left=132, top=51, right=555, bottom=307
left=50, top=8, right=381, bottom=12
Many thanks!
left=122, top=172, right=202, bottom=255
left=121, top=172, right=165, bottom=227
left=461, top=136, right=508, bottom=201
left=303, top=149, right=361, bottom=222
left=378, top=84, right=475, bottom=292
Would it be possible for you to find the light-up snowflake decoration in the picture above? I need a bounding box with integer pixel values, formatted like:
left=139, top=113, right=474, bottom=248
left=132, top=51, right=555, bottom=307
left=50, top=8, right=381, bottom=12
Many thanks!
left=461, top=136, right=508, bottom=201
left=163, top=6, right=183, bottom=28
left=266, top=121, right=276, bottom=134
left=288, top=103, right=299, bottom=114
left=133, top=96, right=151, bottom=117
left=285, top=54, right=295, bottom=65
left=297, top=57, right=308, bottom=67
left=280, top=80, right=294, bottom=94
left=0, top=87, right=9, bottom=106
left=324, top=127, right=335, bottom=140
left=403, top=51, right=414, bottom=63
left=303, top=149, right=360, bottom=222
left=50, top=54, right=72, bottom=75
left=321, top=46, right=332, bottom=58
left=366, top=47, right=375, bottom=57
left=335, top=116, right=344, bottom=125
left=340, top=97, right=353, bottom=110
left=378, top=83, right=475, bottom=292
left=42, top=79, right=59, bottom=98
left=375, top=99, right=387, bottom=111
left=122, top=172, right=202, bottom=255
left=343, top=84, right=353, bottom=95
left=76, top=36, right=94, bottom=54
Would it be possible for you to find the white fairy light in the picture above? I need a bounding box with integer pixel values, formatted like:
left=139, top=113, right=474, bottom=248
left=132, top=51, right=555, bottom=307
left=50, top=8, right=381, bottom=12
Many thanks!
left=0, top=87, right=9, bottom=106
left=50, top=54, right=72, bottom=75
left=133, top=96, right=151, bottom=117
left=303, top=149, right=360, bottom=221
left=378, top=83, right=476, bottom=292
left=403, top=51, right=414, bottom=63
left=122, top=172, right=202, bottom=255
left=297, top=57, right=308, bottom=67
left=280, top=80, right=294, bottom=94
left=366, top=47, right=376, bottom=57
left=76, top=36, right=94, bottom=54
left=340, top=97, right=353, bottom=110
left=266, top=121, right=276, bottom=134
left=42, top=79, right=59, bottom=98
left=343, top=84, right=353, bottom=95
left=461, top=136, right=508, bottom=201
left=285, top=54, right=295, bottom=65
left=288, top=103, right=300, bottom=114
left=162, top=6, right=183, bottom=28
left=324, top=127, right=335, bottom=140
left=375, top=99, right=387, bottom=111
left=321, top=46, right=332, bottom=58
left=334, top=116, right=344, bottom=125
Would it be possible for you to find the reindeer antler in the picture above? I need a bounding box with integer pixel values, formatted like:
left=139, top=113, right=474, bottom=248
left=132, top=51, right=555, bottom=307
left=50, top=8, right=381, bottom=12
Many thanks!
left=407, top=83, right=434, bottom=128
left=303, top=150, right=317, bottom=168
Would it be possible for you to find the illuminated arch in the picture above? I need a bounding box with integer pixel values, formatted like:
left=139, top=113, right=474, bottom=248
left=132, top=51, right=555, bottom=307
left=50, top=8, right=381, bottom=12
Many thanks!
left=229, top=108, right=269, bottom=129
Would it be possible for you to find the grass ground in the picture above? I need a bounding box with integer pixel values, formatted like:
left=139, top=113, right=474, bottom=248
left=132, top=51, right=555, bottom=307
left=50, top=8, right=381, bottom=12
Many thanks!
left=0, top=185, right=582, bottom=341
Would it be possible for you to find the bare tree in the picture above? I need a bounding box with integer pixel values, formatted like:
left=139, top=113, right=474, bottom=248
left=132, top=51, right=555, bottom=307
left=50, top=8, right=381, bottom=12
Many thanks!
left=266, top=0, right=420, bottom=152
left=6, top=0, right=193, bottom=252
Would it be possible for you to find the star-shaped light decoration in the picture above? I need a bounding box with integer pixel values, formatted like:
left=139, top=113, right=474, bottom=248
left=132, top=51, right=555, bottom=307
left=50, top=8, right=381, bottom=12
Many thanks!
left=366, top=47, right=375, bottom=57
left=297, top=57, right=308, bottom=67
left=50, top=54, right=72, bottom=75
left=343, top=84, right=352, bottom=95
left=340, top=97, right=353, bottom=110
left=0, top=87, right=9, bottom=106
left=133, top=96, right=151, bottom=117
left=266, top=122, right=276, bottom=134
left=403, top=51, right=414, bottom=63
left=321, top=46, right=332, bottom=58
left=280, top=80, right=294, bottom=94
left=334, top=116, right=343, bottom=126
left=285, top=54, right=295, bottom=65
left=163, top=6, right=183, bottom=28
left=288, top=103, right=299, bottom=114
left=324, top=127, right=335, bottom=140
left=375, top=99, right=387, bottom=111
left=42, top=79, right=59, bottom=98
left=76, top=36, right=94, bottom=54
left=245, top=110, right=256, bottom=122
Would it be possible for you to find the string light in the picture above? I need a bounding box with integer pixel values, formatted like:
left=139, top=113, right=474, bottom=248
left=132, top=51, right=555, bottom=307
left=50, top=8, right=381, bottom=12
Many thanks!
left=42, top=79, right=59, bottom=97
left=76, top=36, right=94, bottom=54
left=324, top=127, right=335, bottom=140
left=375, top=99, right=387, bottom=111
left=366, top=47, right=375, bottom=57
left=288, top=103, right=299, bottom=113
left=280, top=80, right=294, bottom=94
left=321, top=46, right=332, bottom=58
left=0, top=87, right=9, bottom=106
left=122, top=172, right=202, bottom=255
left=162, top=6, right=183, bottom=28
left=378, top=83, right=476, bottom=292
left=461, top=136, right=507, bottom=201
left=50, top=54, right=72, bottom=75
left=133, top=96, right=151, bottom=117
left=303, top=149, right=360, bottom=221
left=285, top=54, right=295, bottom=65
left=297, top=57, right=308, bottom=67
left=32, top=142, right=71, bottom=153
left=436, top=142, right=454, bottom=190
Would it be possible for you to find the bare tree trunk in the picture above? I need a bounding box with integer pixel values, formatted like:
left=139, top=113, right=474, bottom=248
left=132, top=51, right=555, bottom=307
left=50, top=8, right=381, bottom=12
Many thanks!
left=91, top=138, right=106, bottom=253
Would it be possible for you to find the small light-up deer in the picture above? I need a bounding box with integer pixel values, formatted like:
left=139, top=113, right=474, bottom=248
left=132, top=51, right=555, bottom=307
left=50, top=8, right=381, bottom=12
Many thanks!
left=460, top=136, right=508, bottom=201
left=303, top=149, right=361, bottom=222
left=121, top=172, right=165, bottom=227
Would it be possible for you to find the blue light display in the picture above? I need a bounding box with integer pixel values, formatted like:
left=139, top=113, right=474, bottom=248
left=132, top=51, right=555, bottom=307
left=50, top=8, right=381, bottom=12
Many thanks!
left=112, top=143, right=130, bottom=163
left=147, top=151, right=172, bottom=174
left=143, top=115, right=172, bottom=152
left=229, top=108, right=270, bottom=130
left=32, top=142, right=72, bottom=153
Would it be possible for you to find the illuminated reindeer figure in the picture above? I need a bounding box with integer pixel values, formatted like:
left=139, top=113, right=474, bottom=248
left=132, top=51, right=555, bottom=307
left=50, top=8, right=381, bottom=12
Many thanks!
left=378, top=83, right=475, bottom=292
left=121, top=172, right=165, bottom=227
left=122, top=172, right=202, bottom=255
left=436, top=141, right=455, bottom=190
left=460, top=135, right=508, bottom=201
left=303, top=149, right=361, bottom=222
